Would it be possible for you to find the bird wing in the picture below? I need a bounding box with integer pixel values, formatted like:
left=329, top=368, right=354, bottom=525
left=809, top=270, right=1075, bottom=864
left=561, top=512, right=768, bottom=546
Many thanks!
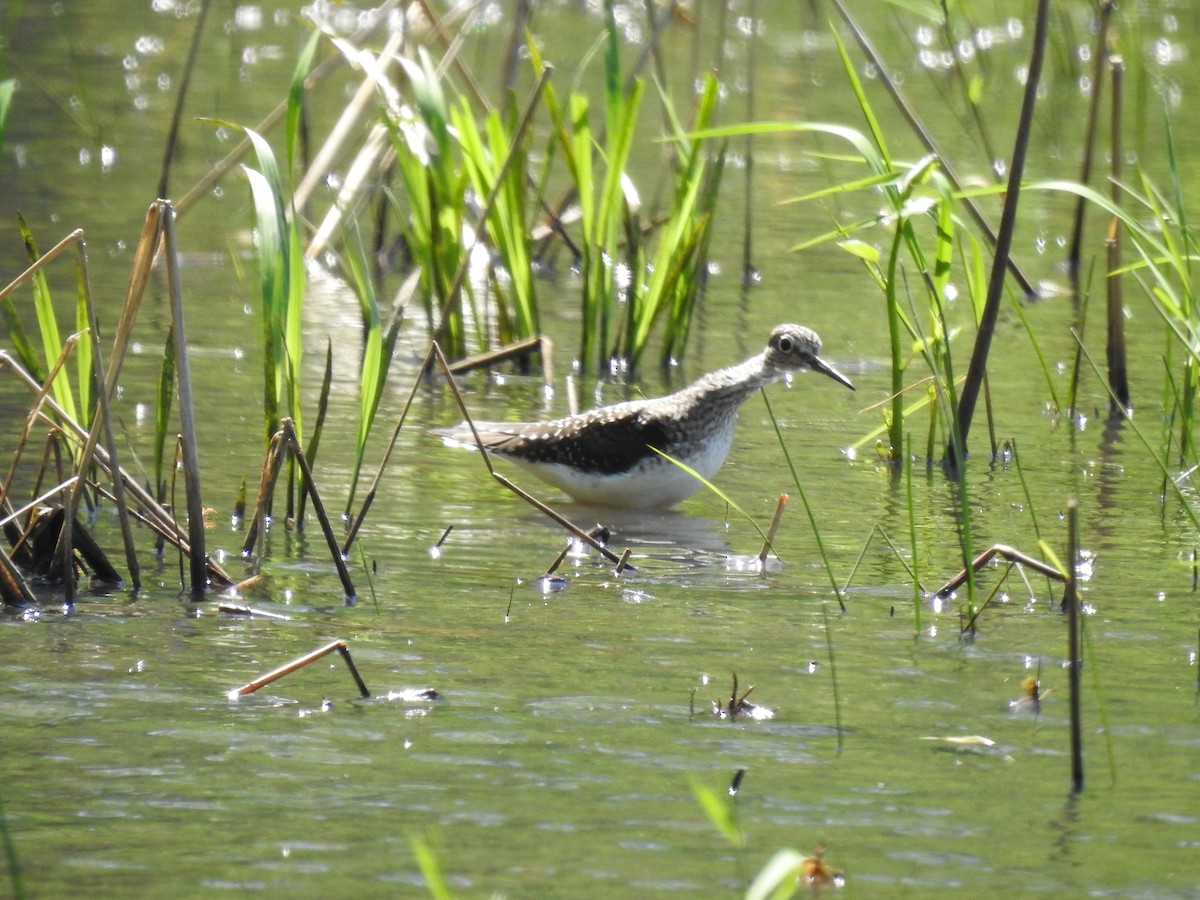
left=433, top=408, right=676, bottom=475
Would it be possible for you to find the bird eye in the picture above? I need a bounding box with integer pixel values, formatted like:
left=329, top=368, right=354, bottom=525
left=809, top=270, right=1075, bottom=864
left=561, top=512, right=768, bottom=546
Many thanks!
left=778, top=335, right=793, bottom=353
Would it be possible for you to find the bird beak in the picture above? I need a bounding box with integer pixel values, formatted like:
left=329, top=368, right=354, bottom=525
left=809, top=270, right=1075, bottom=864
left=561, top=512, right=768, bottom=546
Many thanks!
left=811, top=356, right=855, bottom=391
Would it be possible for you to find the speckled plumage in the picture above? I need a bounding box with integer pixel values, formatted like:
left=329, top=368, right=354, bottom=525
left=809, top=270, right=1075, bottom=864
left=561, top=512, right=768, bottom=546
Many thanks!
left=434, top=323, right=854, bottom=509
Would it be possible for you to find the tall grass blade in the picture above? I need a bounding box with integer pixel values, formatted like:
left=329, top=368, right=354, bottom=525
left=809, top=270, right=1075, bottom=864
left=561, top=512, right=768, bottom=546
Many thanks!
left=0, top=79, right=15, bottom=159
left=690, top=777, right=743, bottom=847
left=154, top=331, right=176, bottom=497
left=822, top=601, right=845, bottom=754
left=343, top=227, right=384, bottom=514
left=286, top=28, right=321, bottom=180
left=16, top=216, right=78, bottom=428
left=410, top=833, right=454, bottom=900
left=71, top=251, right=92, bottom=429
left=761, top=390, right=846, bottom=611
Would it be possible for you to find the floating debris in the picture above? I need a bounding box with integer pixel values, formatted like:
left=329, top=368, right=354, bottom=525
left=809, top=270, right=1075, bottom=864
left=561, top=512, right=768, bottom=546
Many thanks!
left=799, top=844, right=845, bottom=890
left=217, top=601, right=291, bottom=620
left=384, top=687, right=440, bottom=703
left=1009, top=674, right=1044, bottom=716
left=920, top=734, right=996, bottom=747
left=712, top=672, right=774, bottom=721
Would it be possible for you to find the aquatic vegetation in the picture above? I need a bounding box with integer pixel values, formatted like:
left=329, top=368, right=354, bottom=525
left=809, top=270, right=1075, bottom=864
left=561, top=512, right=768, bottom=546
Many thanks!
left=2, top=1, right=1200, bottom=894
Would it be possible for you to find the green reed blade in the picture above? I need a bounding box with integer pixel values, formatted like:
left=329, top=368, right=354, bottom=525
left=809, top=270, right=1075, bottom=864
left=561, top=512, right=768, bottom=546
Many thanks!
left=241, top=163, right=285, bottom=442
left=17, top=215, right=78, bottom=427
left=410, top=832, right=453, bottom=900
left=0, top=79, right=14, bottom=160
left=689, top=777, right=743, bottom=847
left=285, top=28, right=321, bottom=179
left=340, top=224, right=391, bottom=514
left=153, top=329, right=176, bottom=497
left=831, top=27, right=892, bottom=169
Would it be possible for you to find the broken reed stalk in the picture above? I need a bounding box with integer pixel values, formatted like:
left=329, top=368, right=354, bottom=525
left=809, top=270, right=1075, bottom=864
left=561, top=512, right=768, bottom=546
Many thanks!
left=445, top=334, right=555, bottom=384
left=0, top=336, right=81, bottom=509
left=1105, top=55, right=1130, bottom=414
left=281, top=419, right=356, bottom=600
left=430, top=341, right=626, bottom=565
left=242, top=422, right=356, bottom=600
left=241, top=430, right=284, bottom=563
left=293, top=27, right=407, bottom=220
left=935, top=543, right=1067, bottom=599
left=1065, top=499, right=1084, bottom=793
left=960, top=565, right=1016, bottom=635
left=1067, top=0, right=1115, bottom=286
left=947, top=0, right=1049, bottom=469
left=162, top=203, right=209, bottom=596
left=0, top=543, right=36, bottom=606
left=757, top=493, right=788, bottom=565
left=0, top=352, right=234, bottom=586
left=544, top=527, right=610, bottom=576
left=232, top=638, right=370, bottom=699
left=0, top=229, right=140, bottom=596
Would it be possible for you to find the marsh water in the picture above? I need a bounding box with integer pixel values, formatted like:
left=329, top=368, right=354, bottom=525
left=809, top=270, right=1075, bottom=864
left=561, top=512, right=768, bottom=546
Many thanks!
left=2, top=2, right=1200, bottom=896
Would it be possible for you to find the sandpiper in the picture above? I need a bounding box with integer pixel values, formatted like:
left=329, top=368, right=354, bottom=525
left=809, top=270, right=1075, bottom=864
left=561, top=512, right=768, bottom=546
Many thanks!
left=434, top=323, right=854, bottom=509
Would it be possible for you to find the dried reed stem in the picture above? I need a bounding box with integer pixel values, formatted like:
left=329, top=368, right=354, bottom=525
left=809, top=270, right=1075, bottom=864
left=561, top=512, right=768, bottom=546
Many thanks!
left=232, top=639, right=370, bottom=699
left=757, top=493, right=787, bottom=565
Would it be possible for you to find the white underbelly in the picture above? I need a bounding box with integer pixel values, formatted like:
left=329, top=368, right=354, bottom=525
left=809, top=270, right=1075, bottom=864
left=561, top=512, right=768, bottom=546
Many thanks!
left=511, top=427, right=736, bottom=509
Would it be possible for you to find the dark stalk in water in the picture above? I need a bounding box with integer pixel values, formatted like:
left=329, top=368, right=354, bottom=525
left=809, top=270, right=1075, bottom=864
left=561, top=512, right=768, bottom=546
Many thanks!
left=157, top=0, right=211, bottom=199
left=1105, top=56, right=1130, bottom=414
left=1065, top=499, right=1084, bottom=793
left=0, top=543, right=36, bottom=607
left=243, top=420, right=356, bottom=601
left=163, top=203, right=208, bottom=598
left=949, top=0, right=1049, bottom=469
